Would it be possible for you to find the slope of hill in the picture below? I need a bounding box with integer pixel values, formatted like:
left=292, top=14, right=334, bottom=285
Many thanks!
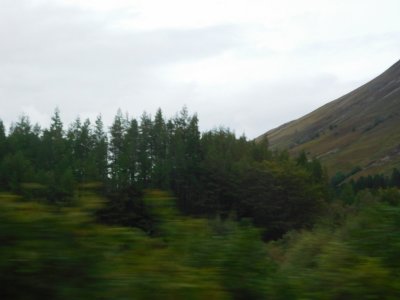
left=258, top=60, right=400, bottom=177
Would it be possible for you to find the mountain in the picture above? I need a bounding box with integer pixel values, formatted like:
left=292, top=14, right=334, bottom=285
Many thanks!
left=258, top=60, right=400, bottom=177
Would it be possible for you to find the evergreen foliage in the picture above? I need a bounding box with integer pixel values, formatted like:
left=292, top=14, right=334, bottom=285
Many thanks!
left=0, top=108, right=327, bottom=238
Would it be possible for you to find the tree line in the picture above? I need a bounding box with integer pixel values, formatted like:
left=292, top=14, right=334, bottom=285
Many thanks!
left=0, top=107, right=327, bottom=239
left=332, top=167, right=400, bottom=191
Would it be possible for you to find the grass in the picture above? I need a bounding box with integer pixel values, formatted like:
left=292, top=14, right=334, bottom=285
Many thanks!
left=263, top=63, right=400, bottom=177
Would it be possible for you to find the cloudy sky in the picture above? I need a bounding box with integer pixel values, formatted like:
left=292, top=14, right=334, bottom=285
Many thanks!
left=1, top=0, right=399, bottom=138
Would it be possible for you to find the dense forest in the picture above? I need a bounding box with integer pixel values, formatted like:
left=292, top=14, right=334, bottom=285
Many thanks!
left=0, top=107, right=327, bottom=239
left=1, top=108, right=400, bottom=299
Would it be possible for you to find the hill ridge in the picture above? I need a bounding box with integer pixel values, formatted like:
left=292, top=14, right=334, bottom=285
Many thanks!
left=258, top=59, right=400, bottom=177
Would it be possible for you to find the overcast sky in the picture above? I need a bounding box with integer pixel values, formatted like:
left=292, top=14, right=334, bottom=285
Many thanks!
left=1, top=0, right=399, bottom=138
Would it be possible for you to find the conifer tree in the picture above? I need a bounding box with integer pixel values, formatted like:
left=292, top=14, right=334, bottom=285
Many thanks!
left=42, top=108, right=67, bottom=171
left=0, top=120, right=6, bottom=188
left=138, top=112, right=153, bottom=187
left=151, top=108, right=168, bottom=188
left=8, top=116, right=38, bottom=162
left=93, top=115, right=108, bottom=183
left=109, top=109, right=127, bottom=190
left=124, top=118, right=139, bottom=186
left=67, top=117, right=94, bottom=183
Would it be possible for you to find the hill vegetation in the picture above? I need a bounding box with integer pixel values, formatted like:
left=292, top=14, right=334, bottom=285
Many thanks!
left=258, top=60, right=400, bottom=178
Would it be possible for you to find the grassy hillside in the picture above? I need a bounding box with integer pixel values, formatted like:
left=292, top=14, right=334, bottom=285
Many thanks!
left=258, top=59, right=400, bottom=177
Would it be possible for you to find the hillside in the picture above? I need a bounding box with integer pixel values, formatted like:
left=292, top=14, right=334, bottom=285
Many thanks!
left=258, top=59, right=400, bottom=177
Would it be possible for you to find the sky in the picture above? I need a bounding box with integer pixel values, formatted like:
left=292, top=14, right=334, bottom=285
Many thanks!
left=1, top=0, right=399, bottom=138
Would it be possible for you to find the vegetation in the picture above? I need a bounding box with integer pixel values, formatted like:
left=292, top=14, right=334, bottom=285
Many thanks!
left=261, top=59, right=400, bottom=178
left=0, top=108, right=326, bottom=237
left=1, top=108, right=400, bottom=299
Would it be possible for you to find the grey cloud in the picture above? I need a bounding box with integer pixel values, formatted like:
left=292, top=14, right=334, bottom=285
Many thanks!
left=0, top=1, right=241, bottom=67
left=0, top=0, right=241, bottom=127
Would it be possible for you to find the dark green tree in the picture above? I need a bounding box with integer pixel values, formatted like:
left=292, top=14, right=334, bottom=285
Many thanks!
left=251, top=135, right=270, bottom=162
left=0, top=120, right=6, bottom=155
left=41, top=109, right=67, bottom=170
left=8, top=115, right=41, bottom=168
left=41, top=109, right=75, bottom=202
left=391, top=168, right=400, bottom=188
left=109, top=110, right=127, bottom=190
left=151, top=108, right=168, bottom=188
left=138, top=112, right=153, bottom=187
left=0, top=120, right=7, bottom=189
left=238, top=160, right=325, bottom=240
left=93, top=115, right=108, bottom=183
left=0, top=151, right=34, bottom=192
left=168, top=107, right=202, bottom=211
left=67, top=117, right=95, bottom=183
left=124, top=118, right=139, bottom=186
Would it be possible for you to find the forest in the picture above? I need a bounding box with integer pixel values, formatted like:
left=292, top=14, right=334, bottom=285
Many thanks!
left=1, top=107, right=400, bottom=299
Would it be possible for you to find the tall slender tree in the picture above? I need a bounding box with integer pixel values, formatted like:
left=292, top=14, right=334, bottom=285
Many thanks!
left=138, top=112, right=153, bottom=187
left=93, top=115, right=108, bottom=183
left=109, top=109, right=127, bottom=190
left=0, top=120, right=6, bottom=171
left=124, top=118, right=139, bottom=186
left=151, top=108, right=168, bottom=188
left=42, top=108, right=66, bottom=170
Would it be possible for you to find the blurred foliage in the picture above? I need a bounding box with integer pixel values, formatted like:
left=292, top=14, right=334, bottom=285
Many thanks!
left=0, top=190, right=272, bottom=299
left=1, top=184, right=400, bottom=299
left=266, top=189, right=400, bottom=299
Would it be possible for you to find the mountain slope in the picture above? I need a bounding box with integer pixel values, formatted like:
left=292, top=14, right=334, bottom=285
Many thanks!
left=258, top=60, right=400, bottom=177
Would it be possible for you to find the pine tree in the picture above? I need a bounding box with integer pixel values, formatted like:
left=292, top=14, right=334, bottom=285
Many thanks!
left=138, top=112, right=153, bottom=187
left=124, top=118, right=139, bottom=186
left=151, top=108, right=168, bottom=188
left=42, top=108, right=67, bottom=171
left=7, top=115, right=41, bottom=182
left=0, top=120, right=6, bottom=188
left=8, top=115, right=34, bottom=160
left=109, top=109, right=127, bottom=190
left=168, top=107, right=202, bottom=211
left=93, top=115, right=108, bottom=183
left=67, top=117, right=94, bottom=183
